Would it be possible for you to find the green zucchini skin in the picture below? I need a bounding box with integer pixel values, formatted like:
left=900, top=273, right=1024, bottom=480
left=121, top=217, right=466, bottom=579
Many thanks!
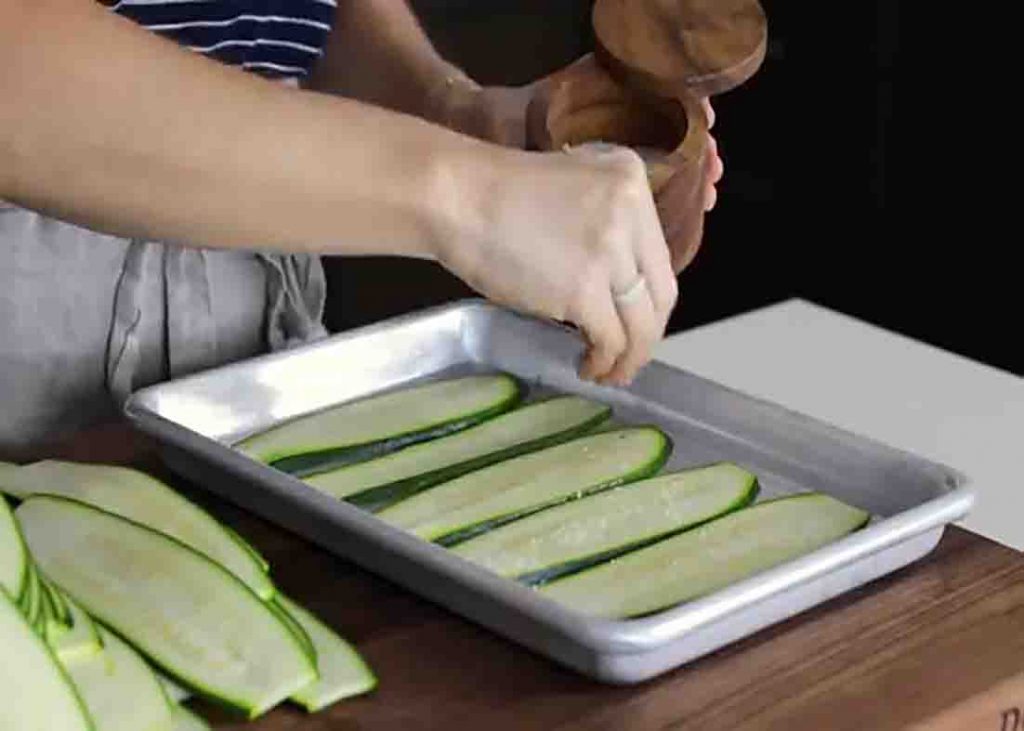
left=0, top=585, right=96, bottom=731
left=158, top=673, right=192, bottom=704
left=17, top=496, right=317, bottom=719
left=434, top=434, right=672, bottom=548
left=171, top=705, right=210, bottom=731
left=0, top=492, right=27, bottom=600
left=34, top=568, right=57, bottom=636
left=240, top=374, right=524, bottom=470
left=222, top=524, right=271, bottom=574
left=2, top=461, right=276, bottom=602
left=20, top=559, right=41, bottom=625
left=448, top=464, right=761, bottom=585
left=271, top=412, right=505, bottom=478
left=345, top=401, right=613, bottom=514
left=276, top=595, right=377, bottom=712
left=539, top=492, right=871, bottom=619
left=49, top=590, right=104, bottom=664
left=378, top=426, right=672, bottom=545
left=63, top=625, right=177, bottom=731
left=41, top=573, right=73, bottom=627
left=268, top=598, right=318, bottom=666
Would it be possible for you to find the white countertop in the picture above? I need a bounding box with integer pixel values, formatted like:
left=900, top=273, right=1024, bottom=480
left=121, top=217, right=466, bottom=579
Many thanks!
left=655, top=299, right=1023, bottom=551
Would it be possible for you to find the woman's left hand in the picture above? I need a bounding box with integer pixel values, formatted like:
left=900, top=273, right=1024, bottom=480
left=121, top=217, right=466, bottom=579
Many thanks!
left=440, top=80, right=535, bottom=149
left=438, top=76, right=724, bottom=215
left=701, top=98, right=724, bottom=213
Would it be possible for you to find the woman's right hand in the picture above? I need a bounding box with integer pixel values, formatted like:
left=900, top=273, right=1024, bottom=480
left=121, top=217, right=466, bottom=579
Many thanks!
left=436, top=145, right=678, bottom=387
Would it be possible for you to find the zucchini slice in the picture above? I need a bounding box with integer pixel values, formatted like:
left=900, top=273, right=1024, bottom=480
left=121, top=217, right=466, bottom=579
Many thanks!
left=1, top=493, right=27, bottom=600
left=454, top=462, right=758, bottom=584
left=223, top=524, right=270, bottom=574
left=50, top=591, right=104, bottom=664
left=0, top=586, right=94, bottom=731
left=41, top=573, right=73, bottom=628
left=34, top=568, right=59, bottom=636
left=2, top=461, right=274, bottom=601
left=310, top=396, right=612, bottom=512
left=0, top=460, right=19, bottom=486
left=157, top=673, right=191, bottom=703
left=20, top=559, right=42, bottom=627
left=276, top=595, right=377, bottom=712
left=540, top=493, right=871, bottom=618
left=237, top=374, right=522, bottom=470
left=17, top=496, right=317, bottom=718
left=378, top=427, right=671, bottom=544
left=267, top=597, right=317, bottom=665
left=64, top=625, right=176, bottom=731
left=171, top=706, right=210, bottom=731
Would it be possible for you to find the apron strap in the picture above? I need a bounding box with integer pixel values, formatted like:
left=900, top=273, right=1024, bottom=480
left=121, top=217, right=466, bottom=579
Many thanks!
left=105, top=240, right=158, bottom=405
left=106, top=245, right=327, bottom=405
left=258, top=252, right=328, bottom=350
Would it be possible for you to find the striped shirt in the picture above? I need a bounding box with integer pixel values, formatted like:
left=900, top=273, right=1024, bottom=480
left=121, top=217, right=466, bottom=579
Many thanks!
left=101, top=0, right=338, bottom=81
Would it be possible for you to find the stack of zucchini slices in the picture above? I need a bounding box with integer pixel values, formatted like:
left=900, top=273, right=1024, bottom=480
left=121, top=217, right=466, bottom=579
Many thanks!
left=0, top=370, right=870, bottom=729
left=240, top=372, right=870, bottom=619
left=1, top=461, right=375, bottom=731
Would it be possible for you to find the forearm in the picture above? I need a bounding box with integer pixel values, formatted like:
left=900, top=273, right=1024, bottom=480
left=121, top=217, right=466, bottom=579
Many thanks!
left=306, top=0, right=474, bottom=123
left=0, top=0, right=502, bottom=256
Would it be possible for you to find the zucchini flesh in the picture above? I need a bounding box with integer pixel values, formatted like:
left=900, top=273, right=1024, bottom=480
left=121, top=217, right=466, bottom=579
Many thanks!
left=157, top=673, right=191, bottom=703
left=276, top=595, right=377, bottom=712
left=17, top=496, right=317, bottom=718
left=41, top=573, right=73, bottom=628
left=267, top=597, right=317, bottom=665
left=0, top=586, right=94, bottom=731
left=20, top=559, right=42, bottom=626
left=171, top=706, right=210, bottom=731
left=39, top=574, right=74, bottom=641
left=540, top=493, right=871, bottom=618
left=64, top=625, right=175, bottom=731
left=454, top=463, right=758, bottom=584
left=0, top=460, right=19, bottom=492
left=3, top=460, right=275, bottom=601
left=1, top=493, right=26, bottom=600
left=379, top=427, right=671, bottom=544
left=236, top=374, right=522, bottom=469
left=34, top=567, right=58, bottom=636
left=50, top=591, right=104, bottom=664
left=223, top=524, right=270, bottom=574
left=309, top=396, right=612, bottom=512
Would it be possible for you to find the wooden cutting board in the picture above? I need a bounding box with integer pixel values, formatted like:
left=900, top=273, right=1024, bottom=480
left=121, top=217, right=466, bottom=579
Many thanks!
left=44, top=426, right=1024, bottom=731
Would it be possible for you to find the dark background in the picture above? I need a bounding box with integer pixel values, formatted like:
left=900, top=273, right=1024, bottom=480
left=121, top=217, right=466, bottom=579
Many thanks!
left=324, top=2, right=1017, bottom=375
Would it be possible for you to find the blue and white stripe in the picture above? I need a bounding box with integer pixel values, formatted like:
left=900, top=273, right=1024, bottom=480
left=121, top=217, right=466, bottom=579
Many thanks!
left=102, top=0, right=337, bottom=80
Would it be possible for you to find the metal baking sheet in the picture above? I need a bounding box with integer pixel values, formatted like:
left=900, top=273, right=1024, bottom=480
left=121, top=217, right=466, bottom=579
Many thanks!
left=124, top=300, right=974, bottom=683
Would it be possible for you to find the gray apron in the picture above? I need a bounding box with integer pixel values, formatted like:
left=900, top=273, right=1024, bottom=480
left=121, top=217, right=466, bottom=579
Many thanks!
left=0, top=202, right=328, bottom=452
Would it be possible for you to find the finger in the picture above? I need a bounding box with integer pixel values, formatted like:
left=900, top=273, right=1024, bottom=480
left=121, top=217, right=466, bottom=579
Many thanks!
left=574, top=286, right=628, bottom=383
left=707, top=136, right=724, bottom=184
left=604, top=283, right=661, bottom=386
left=701, top=98, right=716, bottom=129
left=631, top=184, right=677, bottom=328
left=639, top=253, right=678, bottom=332
left=704, top=184, right=718, bottom=212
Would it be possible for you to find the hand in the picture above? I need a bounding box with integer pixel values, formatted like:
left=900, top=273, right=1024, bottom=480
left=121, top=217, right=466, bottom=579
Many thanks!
left=438, top=145, right=677, bottom=386
left=435, top=77, right=535, bottom=150
left=702, top=98, right=724, bottom=212
left=519, top=53, right=723, bottom=272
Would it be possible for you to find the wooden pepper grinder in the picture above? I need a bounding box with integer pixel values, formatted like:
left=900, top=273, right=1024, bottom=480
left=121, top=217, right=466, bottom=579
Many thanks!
left=527, top=0, right=767, bottom=272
